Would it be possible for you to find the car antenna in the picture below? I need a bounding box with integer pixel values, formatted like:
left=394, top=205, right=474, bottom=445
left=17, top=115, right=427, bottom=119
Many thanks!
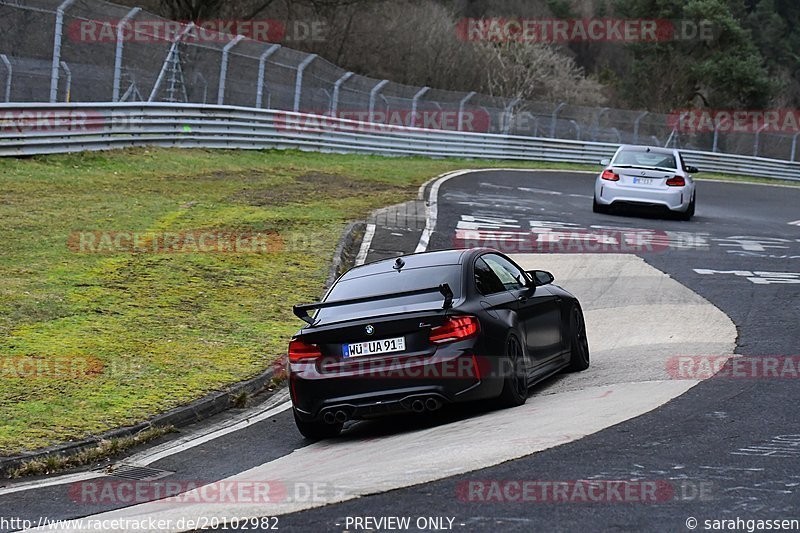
left=393, top=257, right=405, bottom=271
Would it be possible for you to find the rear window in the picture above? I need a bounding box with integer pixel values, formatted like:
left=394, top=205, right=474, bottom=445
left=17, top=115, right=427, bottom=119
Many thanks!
left=315, top=265, right=462, bottom=323
left=613, top=149, right=677, bottom=169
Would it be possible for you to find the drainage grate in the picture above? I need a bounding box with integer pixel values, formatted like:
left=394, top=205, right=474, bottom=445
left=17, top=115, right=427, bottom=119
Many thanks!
left=106, top=464, right=174, bottom=481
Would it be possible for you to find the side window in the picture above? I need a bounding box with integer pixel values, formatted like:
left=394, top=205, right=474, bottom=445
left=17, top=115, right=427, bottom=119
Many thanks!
left=483, top=254, right=526, bottom=291
left=474, top=258, right=506, bottom=295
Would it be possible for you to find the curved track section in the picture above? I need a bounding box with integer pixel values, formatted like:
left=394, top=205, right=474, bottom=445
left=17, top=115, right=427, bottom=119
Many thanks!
left=13, top=168, right=800, bottom=532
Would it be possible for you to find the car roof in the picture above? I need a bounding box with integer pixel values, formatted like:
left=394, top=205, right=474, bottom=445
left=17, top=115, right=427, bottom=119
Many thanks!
left=341, top=249, right=471, bottom=281
left=616, top=144, right=678, bottom=156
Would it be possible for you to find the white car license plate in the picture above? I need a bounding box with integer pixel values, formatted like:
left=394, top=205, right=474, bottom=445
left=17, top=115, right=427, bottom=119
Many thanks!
left=633, top=177, right=653, bottom=185
left=343, top=337, right=406, bottom=358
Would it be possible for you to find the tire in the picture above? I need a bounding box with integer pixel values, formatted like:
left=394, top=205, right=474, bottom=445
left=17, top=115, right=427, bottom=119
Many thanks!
left=593, top=197, right=609, bottom=214
left=677, top=194, right=695, bottom=221
left=565, top=305, right=590, bottom=372
left=496, top=334, right=528, bottom=407
left=293, top=411, right=343, bottom=440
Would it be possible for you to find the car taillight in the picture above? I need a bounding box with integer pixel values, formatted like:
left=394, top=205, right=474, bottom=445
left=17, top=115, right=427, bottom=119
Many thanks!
left=601, top=170, right=619, bottom=181
left=429, top=316, right=480, bottom=344
left=288, top=339, right=322, bottom=362
left=666, top=176, right=686, bottom=186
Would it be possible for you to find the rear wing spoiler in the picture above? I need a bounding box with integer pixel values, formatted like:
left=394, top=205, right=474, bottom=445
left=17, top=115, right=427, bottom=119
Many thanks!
left=292, top=283, right=454, bottom=325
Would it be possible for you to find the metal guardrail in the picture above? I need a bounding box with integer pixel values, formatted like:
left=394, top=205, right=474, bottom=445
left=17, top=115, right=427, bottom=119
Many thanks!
left=2, top=102, right=799, bottom=181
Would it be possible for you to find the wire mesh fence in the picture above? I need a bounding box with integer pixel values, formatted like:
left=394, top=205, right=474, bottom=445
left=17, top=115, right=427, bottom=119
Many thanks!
left=1, top=0, right=799, bottom=161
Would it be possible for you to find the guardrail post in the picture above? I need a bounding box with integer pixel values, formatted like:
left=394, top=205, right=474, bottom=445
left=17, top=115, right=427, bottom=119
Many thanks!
left=50, top=0, right=76, bottom=102
left=368, top=79, right=389, bottom=122
left=550, top=102, right=566, bottom=138
left=502, top=98, right=521, bottom=134
left=0, top=54, right=11, bottom=102
left=457, top=91, right=476, bottom=131
left=149, top=22, right=195, bottom=102
left=753, top=124, right=768, bottom=157
left=293, top=54, right=317, bottom=113
left=331, top=71, right=353, bottom=116
left=633, top=111, right=648, bottom=144
left=218, top=35, right=244, bottom=105
left=112, top=7, right=141, bottom=102
left=791, top=132, right=800, bottom=162
left=410, top=86, right=429, bottom=128
left=256, top=44, right=280, bottom=109
left=59, top=61, right=71, bottom=102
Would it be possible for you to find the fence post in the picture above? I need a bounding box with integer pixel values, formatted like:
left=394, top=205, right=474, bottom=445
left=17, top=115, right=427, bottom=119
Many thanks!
left=367, top=79, right=389, bottom=122
left=0, top=55, right=11, bottom=102
left=754, top=123, right=767, bottom=157
left=502, top=98, right=521, bottom=135
left=218, top=35, right=245, bottom=105
left=712, top=124, right=720, bottom=153
left=792, top=132, right=800, bottom=162
left=50, top=0, right=76, bottom=103
left=60, top=61, right=71, bottom=102
left=331, top=71, right=353, bottom=116
left=112, top=7, right=141, bottom=102
left=570, top=119, right=581, bottom=140
left=256, top=44, right=281, bottom=109
left=457, top=91, right=476, bottom=131
left=592, top=107, right=609, bottom=141
left=549, top=102, right=566, bottom=138
left=410, top=86, right=429, bottom=128
left=293, top=54, right=317, bottom=113
left=633, top=111, right=648, bottom=144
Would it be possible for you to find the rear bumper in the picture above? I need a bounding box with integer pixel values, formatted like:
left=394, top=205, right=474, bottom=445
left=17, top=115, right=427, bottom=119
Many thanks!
left=290, top=351, right=504, bottom=421
left=595, top=180, right=691, bottom=211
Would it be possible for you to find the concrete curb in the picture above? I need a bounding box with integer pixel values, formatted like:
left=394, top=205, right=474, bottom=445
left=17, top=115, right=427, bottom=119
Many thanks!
left=324, top=221, right=366, bottom=290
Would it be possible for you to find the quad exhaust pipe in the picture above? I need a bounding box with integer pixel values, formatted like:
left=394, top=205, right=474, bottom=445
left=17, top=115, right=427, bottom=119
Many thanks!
left=322, top=409, right=349, bottom=424
left=425, top=397, right=442, bottom=411
left=323, top=396, right=443, bottom=423
left=407, top=396, right=443, bottom=413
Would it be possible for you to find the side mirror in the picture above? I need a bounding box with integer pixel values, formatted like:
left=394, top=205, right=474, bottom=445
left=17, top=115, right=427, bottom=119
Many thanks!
left=600, top=158, right=611, bottom=166
left=685, top=165, right=699, bottom=174
left=526, top=270, right=555, bottom=286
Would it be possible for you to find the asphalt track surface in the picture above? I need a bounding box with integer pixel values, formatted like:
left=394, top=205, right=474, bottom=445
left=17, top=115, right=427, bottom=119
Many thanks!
left=3, top=170, right=800, bottom=532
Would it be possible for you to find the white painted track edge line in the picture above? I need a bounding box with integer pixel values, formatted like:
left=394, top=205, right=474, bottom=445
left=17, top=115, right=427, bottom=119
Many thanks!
left=355, top=223, right=376, bottom=266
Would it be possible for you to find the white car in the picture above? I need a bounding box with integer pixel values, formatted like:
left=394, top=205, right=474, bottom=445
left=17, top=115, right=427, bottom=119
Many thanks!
left=593, top=145, right=698, bottom=220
